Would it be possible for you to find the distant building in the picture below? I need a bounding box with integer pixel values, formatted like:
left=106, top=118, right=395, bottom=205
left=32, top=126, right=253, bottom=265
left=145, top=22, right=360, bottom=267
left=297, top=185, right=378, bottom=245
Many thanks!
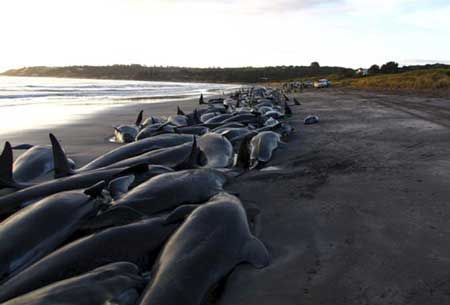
left=356, top=68, right=369, bottom=76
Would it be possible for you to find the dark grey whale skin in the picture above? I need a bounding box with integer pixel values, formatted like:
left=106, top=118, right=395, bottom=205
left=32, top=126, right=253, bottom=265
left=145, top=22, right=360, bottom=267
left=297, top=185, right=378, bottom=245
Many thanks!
left=2, top=262, right=145, bottom=305
left=12, top=145, right=71, bottom=183
left=78, top=133, right=193, bottom=172
left=0, top=217, right=178, bottom=303
left=113, top=168, right=227, bottom=216
left=0, top=166, right=136, bottom=218
left=198, top=133, right=234, bottom=168
left=0, top=189, right=102, bottom=283
left=250, top=131, right=281, bottom=160
left=138, top=192, right=270, bottom=305
left=102, top=140, right=195, bottom=170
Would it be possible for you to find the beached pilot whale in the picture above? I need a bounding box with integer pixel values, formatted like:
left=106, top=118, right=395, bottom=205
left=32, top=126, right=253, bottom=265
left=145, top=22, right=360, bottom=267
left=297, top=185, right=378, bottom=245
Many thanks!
left=0, top=182, right=106, bottom=282
left=197, top=133, right=234, bottom=168
left=304, top=115, right=319, bottom=125
left=51, top=133, right=193, bottom=176
left=111, top=168, right=228, bottom=216
left=237, top=131, right=285, bottom=170
left=113, top=110, right=143, bottom=143
left=11, top=144, right=75, bottom=183
left=0, top=137, right=165, bottom=218
left=137, top=192, right=270, bottom=305
left=0, top=216, right=181, bottom=302
left=101, top=137, right=199, bottom=171
left=1, top=262, right=145, bottom=305
left=136, top=122, right=176, bottom=141
left=0, top=142, right=75, bottom=188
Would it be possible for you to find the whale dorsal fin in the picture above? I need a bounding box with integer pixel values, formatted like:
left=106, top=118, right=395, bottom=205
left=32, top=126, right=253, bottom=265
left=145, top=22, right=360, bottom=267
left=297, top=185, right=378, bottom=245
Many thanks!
left=135, top=110, right=144, bottom=127
left=235, top=132, right=256, bottom=169
left=177, top=106, right=185, bottom=116
left=108, top=175, right=135, bottom=200
left=193, top=108, right=201, bottom=124
left=49, top=133, right=75, bottom=178
left=0, top=141, right=19, bottom=189
left=241, top=236, right=270, bottom=269
left=284, top=101, right=292, bottom=116
left=175, top=136, right=199, bottom=170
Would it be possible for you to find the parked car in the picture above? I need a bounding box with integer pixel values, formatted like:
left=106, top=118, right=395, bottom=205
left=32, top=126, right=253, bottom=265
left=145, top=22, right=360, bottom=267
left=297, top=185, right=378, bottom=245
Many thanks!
left=314, top=79, right=331, bottom=88
left=303, top=80, right=314, bottom=88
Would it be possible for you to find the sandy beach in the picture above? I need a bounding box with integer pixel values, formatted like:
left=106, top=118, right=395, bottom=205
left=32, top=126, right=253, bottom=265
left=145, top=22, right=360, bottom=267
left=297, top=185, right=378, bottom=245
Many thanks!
left=2, top=88, right=450, bottom=305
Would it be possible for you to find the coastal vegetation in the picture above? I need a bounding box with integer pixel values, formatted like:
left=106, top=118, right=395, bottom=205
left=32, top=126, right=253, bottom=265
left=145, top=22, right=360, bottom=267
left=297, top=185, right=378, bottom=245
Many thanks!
left=2, top=63, right=450, bottom=94
left=1, top=64, right=355, bottom=83
left=338, top=68, right=450, bottom=91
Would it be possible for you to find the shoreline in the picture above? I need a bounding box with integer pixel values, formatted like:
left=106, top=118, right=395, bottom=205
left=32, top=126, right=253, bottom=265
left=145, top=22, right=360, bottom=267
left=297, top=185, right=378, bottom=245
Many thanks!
left=0, top=96, right=202, bottom=166
left=0, top=74, right=245, bottom=85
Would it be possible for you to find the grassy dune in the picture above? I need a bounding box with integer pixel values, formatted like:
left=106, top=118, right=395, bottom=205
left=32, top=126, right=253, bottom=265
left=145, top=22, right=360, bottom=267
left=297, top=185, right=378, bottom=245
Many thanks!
left=339, top=68, right=450, bottom=91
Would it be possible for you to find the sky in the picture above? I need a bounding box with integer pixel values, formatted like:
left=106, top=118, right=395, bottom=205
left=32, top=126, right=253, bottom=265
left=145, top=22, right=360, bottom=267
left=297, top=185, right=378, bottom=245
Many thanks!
left=0, top=0, right=449, bottom=71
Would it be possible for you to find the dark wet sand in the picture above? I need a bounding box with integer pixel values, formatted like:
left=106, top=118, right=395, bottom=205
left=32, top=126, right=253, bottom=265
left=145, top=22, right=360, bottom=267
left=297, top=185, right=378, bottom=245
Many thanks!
left=2, top=89, right=450, bottom=305
left=1, top=98, right=201, bottom=166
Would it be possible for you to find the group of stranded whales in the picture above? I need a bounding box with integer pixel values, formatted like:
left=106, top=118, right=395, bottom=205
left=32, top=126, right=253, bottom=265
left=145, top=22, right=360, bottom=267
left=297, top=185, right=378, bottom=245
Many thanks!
left=0, top=86, right=301, bottom=305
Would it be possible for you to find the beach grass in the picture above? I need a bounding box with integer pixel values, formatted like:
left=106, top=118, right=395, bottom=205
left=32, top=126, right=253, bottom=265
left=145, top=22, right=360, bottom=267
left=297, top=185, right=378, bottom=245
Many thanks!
left=338, top=68, right=450, bottom=91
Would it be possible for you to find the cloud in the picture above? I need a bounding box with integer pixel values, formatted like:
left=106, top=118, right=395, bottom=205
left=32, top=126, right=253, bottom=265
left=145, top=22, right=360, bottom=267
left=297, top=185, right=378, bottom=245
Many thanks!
left=401, top=59, right=450, bottom=66
left=160, top=0, right=345, bottom=14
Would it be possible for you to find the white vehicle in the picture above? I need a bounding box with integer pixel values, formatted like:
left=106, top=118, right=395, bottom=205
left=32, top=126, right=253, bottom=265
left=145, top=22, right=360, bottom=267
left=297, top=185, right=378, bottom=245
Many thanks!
left=314, top=79, right=331, bottom=88
left=303, top=80, right=313, bottom=88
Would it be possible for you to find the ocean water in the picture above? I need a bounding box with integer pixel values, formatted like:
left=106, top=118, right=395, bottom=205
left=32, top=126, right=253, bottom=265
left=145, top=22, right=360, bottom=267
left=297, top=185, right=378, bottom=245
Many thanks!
left=0, top=76, right=235, bottom=135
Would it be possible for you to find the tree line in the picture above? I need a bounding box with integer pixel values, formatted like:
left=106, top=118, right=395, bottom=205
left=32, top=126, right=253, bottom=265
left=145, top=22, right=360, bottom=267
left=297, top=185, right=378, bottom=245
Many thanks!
left=3, top=62, right=449, bottom=83
left=367, top=62, right=450, bottom=75
left=2, top=64, right=355, bottom=83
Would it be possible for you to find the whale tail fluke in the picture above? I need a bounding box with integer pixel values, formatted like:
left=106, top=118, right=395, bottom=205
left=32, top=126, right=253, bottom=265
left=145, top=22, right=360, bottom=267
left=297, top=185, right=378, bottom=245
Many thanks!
left=49, top=133, right=76, bottom=178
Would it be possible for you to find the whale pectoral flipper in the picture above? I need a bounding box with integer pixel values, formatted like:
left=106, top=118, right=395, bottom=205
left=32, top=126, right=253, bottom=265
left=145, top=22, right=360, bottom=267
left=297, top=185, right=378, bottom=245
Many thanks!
left=164, top=204, right=200, bottom=224
left=241, top=237, right=270, bottom=269
left=108, top=175, right=135, bottom=200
